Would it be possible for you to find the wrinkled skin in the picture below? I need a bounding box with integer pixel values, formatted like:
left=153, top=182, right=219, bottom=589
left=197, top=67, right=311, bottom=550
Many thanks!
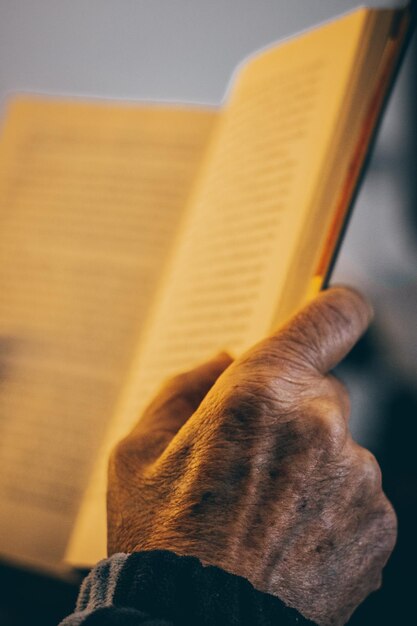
left=107, top=287, right=397, bottom=626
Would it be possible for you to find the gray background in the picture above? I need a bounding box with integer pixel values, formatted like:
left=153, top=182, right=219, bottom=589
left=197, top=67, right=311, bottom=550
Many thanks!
left=0, top=0, right=407, bottom=108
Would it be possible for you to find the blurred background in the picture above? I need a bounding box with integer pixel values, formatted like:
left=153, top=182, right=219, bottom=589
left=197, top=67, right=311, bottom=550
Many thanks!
left=0, top=1, right=415, bottom=624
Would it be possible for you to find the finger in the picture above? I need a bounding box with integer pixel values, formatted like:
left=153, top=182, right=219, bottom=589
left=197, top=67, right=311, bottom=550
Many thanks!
left=244, top=287, right=373, bottom=376
left=131, top=352, right=233, bottom=438
left=326, top=374, right=351, bottom=423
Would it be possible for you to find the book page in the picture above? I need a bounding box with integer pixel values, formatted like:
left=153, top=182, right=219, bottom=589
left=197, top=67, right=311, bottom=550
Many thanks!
left=68, top=9, right=372, bottom=565
left=275, top=9, right=397, bottom=323
left=0, top=98, right=216, bottom=565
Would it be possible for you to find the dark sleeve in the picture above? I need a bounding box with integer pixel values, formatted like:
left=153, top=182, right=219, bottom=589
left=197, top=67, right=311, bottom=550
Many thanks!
left=60, top=550, right=315, bottom=625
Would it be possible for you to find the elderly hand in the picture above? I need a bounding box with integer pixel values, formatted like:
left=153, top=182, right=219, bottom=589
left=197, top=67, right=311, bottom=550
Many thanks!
left=107, top=287, right=397, bottom=626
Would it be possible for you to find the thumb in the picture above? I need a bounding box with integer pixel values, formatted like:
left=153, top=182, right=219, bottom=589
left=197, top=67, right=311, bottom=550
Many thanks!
left=244, top=287, right=373, bottom=376
left=131, top=352, right=233, bottom=440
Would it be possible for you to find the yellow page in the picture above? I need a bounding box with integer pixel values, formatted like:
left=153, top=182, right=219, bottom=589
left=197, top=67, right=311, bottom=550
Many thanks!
left=68, top=9, right=371, bottom=565
left=0, top=98, right=216, bottom=566
left=275, top=9, right=396, bottom=323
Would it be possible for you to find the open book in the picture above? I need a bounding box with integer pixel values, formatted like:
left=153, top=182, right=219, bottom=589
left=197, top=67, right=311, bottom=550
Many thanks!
left=0, top=6, right=411, bottom=571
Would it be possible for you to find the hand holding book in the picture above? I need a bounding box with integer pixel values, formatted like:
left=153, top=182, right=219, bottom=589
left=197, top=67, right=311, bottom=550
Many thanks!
left=107, top=288, right=396, bottom=626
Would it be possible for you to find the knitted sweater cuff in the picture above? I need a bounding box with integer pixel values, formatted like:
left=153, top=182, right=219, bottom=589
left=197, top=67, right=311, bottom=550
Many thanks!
left=60, top=550, right=315, bottom=625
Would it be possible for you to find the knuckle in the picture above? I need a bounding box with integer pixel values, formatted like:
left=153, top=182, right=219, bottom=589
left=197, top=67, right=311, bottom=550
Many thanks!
left=357, top=448, right=383, bottom=490
left=110, top=436, right=135, bottom=467
left=108, top=439, right=127, bottom=478
left=328, top=375, right=350, bottom=416
left=153, top=372, right=200, bottom=415
left=239, top=344, right=319, bottom=412
left=109, top=433, right=149, bottom=475
left=304, top=396, right=347, bottom=451
left=288, top=301, right=339, bottom=360
left=272, top=332, right=319, bottom=373
left=378, top=496, right=398, bottom=538
left=163, top=371, right=189, bottom=394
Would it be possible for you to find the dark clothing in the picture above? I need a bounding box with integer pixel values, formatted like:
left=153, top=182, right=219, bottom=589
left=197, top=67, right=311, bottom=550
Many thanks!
left=60, top=550, right=314, bottom=625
